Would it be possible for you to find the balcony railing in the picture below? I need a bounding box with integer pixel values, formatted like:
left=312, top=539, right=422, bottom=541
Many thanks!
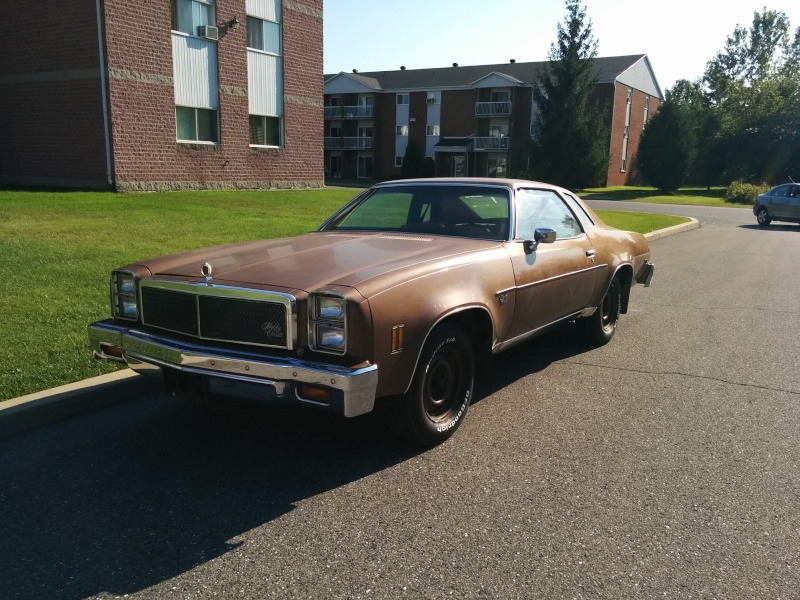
left=473, top=136, right=511, bottom=151
left=342, top=106, right=374, bottom=119
left=324, top=106, right=343, bottom=119
left=324, top=137, right=343, bottom=149
left=475, top=101, right=512, bottom=117
left=342, top=136, right=373, bottom=149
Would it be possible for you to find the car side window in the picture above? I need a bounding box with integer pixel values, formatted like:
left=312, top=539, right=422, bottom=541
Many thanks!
left=515, top=189, right=583, bottom=240
left=772, top=186, right=789, bottom=197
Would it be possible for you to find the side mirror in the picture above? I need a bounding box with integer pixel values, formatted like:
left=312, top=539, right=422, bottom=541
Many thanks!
left=524, top=228, right=557, bottom=253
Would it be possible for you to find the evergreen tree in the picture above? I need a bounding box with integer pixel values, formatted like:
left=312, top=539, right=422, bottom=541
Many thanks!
left=529, top=0, right=610, bottom=189
left=637, top=95, right=696, bottom=193
left=400, top=139, right=422, bottom=179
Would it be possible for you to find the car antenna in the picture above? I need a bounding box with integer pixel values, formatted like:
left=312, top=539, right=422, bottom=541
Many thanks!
left=789, top=176, right=796, bottom=183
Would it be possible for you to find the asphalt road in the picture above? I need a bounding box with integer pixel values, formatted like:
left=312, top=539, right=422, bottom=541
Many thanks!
left=2, top=205, right=798, bottom=599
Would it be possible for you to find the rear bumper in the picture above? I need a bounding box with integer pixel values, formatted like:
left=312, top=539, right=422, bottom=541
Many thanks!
left=88, top=320, right=378, bottom=417
left=635, top=261, right=655, bottom=287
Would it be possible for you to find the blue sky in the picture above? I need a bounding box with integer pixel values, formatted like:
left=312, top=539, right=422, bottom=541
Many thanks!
left=323, top=0, right=800, bottom=93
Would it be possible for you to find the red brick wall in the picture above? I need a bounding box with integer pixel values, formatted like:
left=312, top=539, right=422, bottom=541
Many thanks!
left=605, top=82, right=659, bottom=186
left=1, top=0, right=324, bottom=190
left=104, top=0, right=324, bottom=191
left=0, top=0, right=109, bottom=187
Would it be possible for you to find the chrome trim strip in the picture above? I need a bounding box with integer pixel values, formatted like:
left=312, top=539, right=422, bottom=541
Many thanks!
left=495, top=264, right=607, bottom=296
left=139, top=279, right=297, bottom=351
left=88, top=320, right=378, bottom=417
left=493, top=311, right=583, bottom=353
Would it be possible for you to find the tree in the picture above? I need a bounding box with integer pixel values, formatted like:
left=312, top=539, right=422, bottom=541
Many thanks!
left=528, top=0, right=610, bottom=189
left=701, top=9, right=800, bottom=183
left=400, top=139, right=422, bottom=179
left=636, top=94, right=696, bottom=193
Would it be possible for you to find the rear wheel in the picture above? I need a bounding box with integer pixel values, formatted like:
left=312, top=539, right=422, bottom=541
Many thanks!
left=577, top=277, right=622, bottom=346
left=756, top=207, right=771, bottom=226
left=401, top=324, right=474, bottom=446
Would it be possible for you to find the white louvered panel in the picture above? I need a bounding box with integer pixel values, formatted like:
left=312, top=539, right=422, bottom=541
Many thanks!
left=248, top=50, right=282, bottom=116
left=246, top=0, right=281, bottom=21
left=172, top=33, right=219, bottom=108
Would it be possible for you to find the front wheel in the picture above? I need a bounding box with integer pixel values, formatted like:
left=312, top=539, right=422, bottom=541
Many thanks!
left=577, top=277, right=622, bottom=346
left=756, top=207, right=771, bottom=226
left=401, top=324, right=475, bottom=446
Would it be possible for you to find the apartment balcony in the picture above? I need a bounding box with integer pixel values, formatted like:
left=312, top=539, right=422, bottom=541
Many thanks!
left=324, top=137, right=343, bottom=149
left=475, top=101, right=512, bottom=117
left=341, top=106, right=374, bottom=119
left=324, top=106, right=343, bottom=119
left=342, top=137, right=373, bottom=150
left=473, top=136, right=511, bottom=151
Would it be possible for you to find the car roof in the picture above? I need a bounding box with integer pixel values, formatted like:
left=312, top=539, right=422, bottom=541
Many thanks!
left=374, top=177, right=566, bottom=194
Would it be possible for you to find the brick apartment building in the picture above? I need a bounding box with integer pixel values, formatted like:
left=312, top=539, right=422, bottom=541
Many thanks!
left=0, top=0, right=323, bottom=191
left=323, top=55, right=662, bottom=187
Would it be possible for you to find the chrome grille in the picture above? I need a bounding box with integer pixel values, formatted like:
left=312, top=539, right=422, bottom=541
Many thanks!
left=140, top=282, right=293, bottom=349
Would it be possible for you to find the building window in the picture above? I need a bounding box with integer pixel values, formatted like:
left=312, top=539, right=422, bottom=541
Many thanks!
left=357, top=155, right=374, bottom=178
left=330, top=125, right=342, bottom=137
left=491, top=90, right=510, bottom=103
left=396, top=93, right=409, bottom=105
left=426, top=125, right=440, bottom=136
left=176, top=106, right=219, bottom=142
left=396, top=125, right=408, bottom=136
left=426, top=91, right=441, bottom=104
left=643, top=96, right=650, bottom=129
left=621, top=88, right=632, bottom=171
left=395, top=156, right=403, bottom=167
left=488, top=157, right=507, bottom=178
left=250, top=115, right=281, bottom=146
left=247, top=16, right=281, bottom=54
left=172, top=0, right=215, bottom=36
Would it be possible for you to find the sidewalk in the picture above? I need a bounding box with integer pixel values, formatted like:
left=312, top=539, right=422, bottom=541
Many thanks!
left=0, top=218, right=699, bottom=439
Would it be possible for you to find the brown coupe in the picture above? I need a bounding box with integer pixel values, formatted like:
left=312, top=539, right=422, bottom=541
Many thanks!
left=89, top=178, right=654, bottom=445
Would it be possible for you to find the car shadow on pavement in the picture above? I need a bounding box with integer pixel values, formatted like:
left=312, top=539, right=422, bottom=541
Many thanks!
left=739, top=223, right=800, bottom=231
left=0, top=326, right=593, bottom=600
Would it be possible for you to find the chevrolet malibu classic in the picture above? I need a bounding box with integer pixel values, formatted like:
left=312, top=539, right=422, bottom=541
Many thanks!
left=89, top=178, right=654, bottom=445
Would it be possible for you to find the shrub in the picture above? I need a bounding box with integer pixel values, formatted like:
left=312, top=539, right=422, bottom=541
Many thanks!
left=725, top=181, right=770, bottom=205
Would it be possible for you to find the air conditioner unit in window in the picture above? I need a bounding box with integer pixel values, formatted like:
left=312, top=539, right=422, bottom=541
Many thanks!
left=197, top=25, right=219, bottom=41
left=426, top=97, right=437, bottom=104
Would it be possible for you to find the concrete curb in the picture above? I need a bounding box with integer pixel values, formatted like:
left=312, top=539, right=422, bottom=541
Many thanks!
left=0, top=369, right=161, bottom=439
left=1, top=218, right=700, bottom=439
left=644, top=217, right=700, bottom=241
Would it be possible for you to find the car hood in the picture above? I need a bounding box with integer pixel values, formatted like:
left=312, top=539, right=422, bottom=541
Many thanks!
left=132, top=232, right=502, bottom=295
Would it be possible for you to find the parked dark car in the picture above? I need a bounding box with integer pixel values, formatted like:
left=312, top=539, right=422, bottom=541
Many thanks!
left=754, top=183, right=800, bottom=226
left=89, top=178, right=654, bottom=445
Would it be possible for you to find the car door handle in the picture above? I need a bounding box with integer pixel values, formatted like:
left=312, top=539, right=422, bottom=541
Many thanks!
left=586, top=250, right=596, bottom=258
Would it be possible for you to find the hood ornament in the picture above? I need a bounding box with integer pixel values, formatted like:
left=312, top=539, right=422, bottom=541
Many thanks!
left=201, top=262, right=213, bottom=282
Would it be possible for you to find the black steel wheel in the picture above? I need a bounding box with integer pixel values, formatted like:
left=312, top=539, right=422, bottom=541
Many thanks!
left=402, top=324, right=474, bottom=446
left=577, top=277, right=622, bottom=346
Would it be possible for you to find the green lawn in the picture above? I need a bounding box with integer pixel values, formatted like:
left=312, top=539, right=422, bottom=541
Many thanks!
left=0, top=186, right=685, bottom=401
left=577, top=185, right=749, bottom=208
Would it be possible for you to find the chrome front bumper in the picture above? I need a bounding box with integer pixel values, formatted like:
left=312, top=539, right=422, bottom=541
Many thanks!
left=88, top=320, right=378, bottom=417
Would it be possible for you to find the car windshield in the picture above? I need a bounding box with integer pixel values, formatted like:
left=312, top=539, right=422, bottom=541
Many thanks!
left=323, top=185, right=511, bottom=241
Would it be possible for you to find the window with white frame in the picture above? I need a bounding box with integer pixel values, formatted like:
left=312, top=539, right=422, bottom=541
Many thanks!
left=250, top=115, right=281, bottom=146
left=643, top=96, right=650, bottom=129
left=172, top=0, right=215, bottom=36
left=396, top=125, right=408, bottom=136
left=426, top=91, right=441, bottom=104
left=247, top=15, right=281, bottom=54
left=426, top=125, right=440, bottom=136
left=396, top=93, right=409, bottom=105
left=176, top=106, right=219, bottom=142
left=621, top=88, right=632, bottom=171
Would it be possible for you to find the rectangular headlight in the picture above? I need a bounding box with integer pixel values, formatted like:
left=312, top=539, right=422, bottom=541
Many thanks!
left=111, top=271, right=139, bottom=320
left=316, top=324, right=345, bottom=352
left=309, top=292, right=347, bottom=354
left=316, top=295, right=345, bottom=320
